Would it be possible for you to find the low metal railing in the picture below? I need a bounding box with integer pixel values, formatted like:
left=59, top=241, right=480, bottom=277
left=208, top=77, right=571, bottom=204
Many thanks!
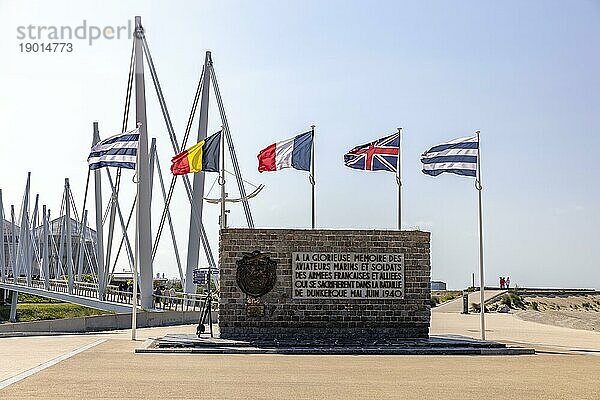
left=152, top=293, right=219, bottom=312
left=0, top=275, right=216, bottom=311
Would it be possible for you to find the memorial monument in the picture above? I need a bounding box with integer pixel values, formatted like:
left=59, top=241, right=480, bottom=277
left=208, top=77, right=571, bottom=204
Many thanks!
left=219, top=228, right=431, bottom=340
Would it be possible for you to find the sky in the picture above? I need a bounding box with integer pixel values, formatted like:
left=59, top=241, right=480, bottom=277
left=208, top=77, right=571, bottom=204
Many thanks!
left=0, top=0, right=598, bottom=289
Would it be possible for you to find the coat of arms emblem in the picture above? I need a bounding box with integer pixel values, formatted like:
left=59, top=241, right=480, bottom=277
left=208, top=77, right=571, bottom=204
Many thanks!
left=235, top=251, right=277, bottom=297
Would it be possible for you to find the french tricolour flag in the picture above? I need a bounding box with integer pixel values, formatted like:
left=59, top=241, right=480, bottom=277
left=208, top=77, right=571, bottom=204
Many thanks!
left=257, top=131, right=313, bottom=172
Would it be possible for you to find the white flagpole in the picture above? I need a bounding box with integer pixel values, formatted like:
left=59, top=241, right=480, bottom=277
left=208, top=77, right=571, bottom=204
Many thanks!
left=310, top=125, right=316, bottom=229
left=475, top=130, right=485, bottom=340
left=132, top=233, right=139, bottom=341
left=131, top=123, right=142, bottom=341
left=220, top=128, right=226, bottom=230
left=396, top=127, right=402, bottom=231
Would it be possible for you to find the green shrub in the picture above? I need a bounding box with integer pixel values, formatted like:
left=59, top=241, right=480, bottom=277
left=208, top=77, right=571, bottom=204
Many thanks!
left=439, top=293, right=460, bottom=303
left=500, top=295, right=512, bottom=308
left=500, top=293, right=525, bottom=309
left=80, top=274, right=95, bottom=283
left=529, top=301, right=539, bottom=311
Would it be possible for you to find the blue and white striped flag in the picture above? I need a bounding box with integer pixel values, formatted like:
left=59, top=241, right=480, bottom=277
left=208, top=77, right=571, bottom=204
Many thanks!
left=421, top=136, right=478, bottom=177
left=87, top=128, right=140, bottom=170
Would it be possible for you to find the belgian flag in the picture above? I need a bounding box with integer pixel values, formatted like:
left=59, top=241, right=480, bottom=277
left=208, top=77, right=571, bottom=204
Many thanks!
left=170, top=131, right=221, bottom=175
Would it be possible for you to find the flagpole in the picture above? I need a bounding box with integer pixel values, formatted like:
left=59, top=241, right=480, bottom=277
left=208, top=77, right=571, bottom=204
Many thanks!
left=92, top=122, right=106, bottom=300
left=475, top=129, right=485, bottom=341
left=310, top=124, right=316, bottom=229
left=396, top=127, right=402, bottom=231
left=210, top=127, right=226, bottom=338
left=131, top=121, right=142, bottom=341
left=220, top=128, right=226, bottom=230
left=132, top=226, right=138, bottom=341
left=132, top=233, right=138, bottom=340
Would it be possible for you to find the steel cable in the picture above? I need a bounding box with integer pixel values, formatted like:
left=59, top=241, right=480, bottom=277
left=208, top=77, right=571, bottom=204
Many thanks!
left=209, top=65, right=255, bottom=228
left=141, top=33, right=209, bottom=263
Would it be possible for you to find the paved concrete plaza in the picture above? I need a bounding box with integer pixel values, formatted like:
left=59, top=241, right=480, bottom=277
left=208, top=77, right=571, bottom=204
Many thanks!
left=432, top=294, right=600, bottom=352
left=0, top=295, right=599, bottom=399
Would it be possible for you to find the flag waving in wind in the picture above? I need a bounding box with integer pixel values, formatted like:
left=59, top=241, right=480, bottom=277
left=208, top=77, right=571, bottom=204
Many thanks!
left=421, top=132, right=486, bottom=340
left=87, top=128, right=140, bottom=170
left=170, top=130, right=221, bottom=175
left=343, top=132, right=400, bottom=172
left=257, top=131, right=313, bottom=173
left=257, top=127, right=317, bottom=228
left=421, top=136, right=478, bottom=177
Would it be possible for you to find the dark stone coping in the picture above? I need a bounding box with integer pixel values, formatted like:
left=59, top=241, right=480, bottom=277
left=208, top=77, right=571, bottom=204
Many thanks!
left=135, top=334, right=535, bottom=356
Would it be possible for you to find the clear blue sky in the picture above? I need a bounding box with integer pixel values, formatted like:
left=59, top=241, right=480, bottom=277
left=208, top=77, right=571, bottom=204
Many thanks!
left=1, top=0, right=598, bottom=289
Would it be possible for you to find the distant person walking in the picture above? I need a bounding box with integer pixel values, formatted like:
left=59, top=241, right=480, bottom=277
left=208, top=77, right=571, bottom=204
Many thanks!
left=162, top=287, right=170, bottom=308
left=500, top=277, right=505, bottom=289
left=118, top=282, right=127, bottom=301
left=506, top=276, right=510, bottom=290
left=153, top=287, right=162, bottom=308
left=169, top=287, right=176, bottom=308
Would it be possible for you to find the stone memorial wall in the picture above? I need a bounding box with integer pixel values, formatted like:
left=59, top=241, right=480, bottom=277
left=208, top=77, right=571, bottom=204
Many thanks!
left=219, top=228, right=431, bottom=340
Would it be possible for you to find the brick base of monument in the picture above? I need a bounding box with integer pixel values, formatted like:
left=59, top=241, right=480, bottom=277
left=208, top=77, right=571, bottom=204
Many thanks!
left=219, top=229, right=431, bottom=341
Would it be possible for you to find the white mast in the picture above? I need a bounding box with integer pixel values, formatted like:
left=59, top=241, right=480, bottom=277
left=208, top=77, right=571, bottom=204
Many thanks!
left=475, top=130, right=486, bottom=340
left=92, top=122, right=106, bottom=300
left=185, top=51, right=212, bottom=294
left=396, top=127, right=402, bottom=231
left=134, top=16, right=154, bottom=311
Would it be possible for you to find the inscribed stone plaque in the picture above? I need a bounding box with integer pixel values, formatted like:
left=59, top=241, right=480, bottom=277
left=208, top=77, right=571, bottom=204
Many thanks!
left=292, top=252, right=404, bottom=299
left=246, top=304, right=265, bottom=317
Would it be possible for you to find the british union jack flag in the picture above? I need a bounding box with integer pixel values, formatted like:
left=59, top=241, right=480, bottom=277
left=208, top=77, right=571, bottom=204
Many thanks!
left=343, top=132, right=400, bottom=172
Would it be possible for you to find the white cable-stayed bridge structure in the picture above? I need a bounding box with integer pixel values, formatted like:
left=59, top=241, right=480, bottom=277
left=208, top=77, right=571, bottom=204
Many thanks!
left=0, top=16, right=259, bottom=331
